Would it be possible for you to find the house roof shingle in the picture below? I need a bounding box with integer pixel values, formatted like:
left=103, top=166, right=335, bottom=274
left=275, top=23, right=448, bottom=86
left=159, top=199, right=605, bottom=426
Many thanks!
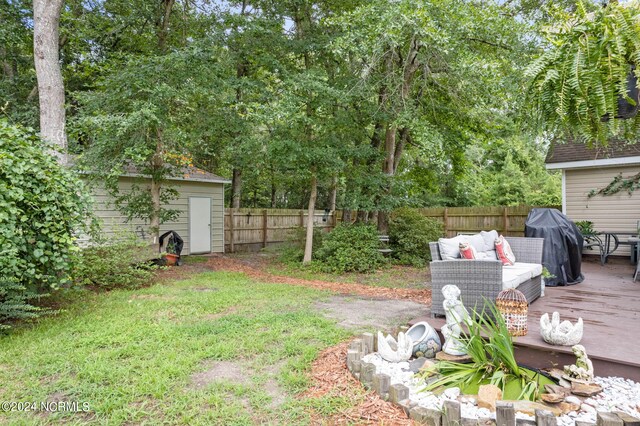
left=545, top=139, right=640, bottom=164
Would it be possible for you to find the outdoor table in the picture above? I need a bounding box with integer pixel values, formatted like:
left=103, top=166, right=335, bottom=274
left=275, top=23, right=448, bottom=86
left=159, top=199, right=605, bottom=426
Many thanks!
left=596, top=231, right=637, bottom=264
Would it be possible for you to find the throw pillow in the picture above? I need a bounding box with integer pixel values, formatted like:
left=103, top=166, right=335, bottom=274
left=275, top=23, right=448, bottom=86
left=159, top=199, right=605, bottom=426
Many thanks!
left=459, top=242, right=477, bottom=260
left=438, top=235, right=468, bottom=260
left=495, top=235, right=516, bottom=266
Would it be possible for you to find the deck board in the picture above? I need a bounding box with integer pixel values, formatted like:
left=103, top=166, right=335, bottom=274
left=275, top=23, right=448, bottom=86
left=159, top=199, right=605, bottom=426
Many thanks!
left=410, top=258, right=640, bottom=380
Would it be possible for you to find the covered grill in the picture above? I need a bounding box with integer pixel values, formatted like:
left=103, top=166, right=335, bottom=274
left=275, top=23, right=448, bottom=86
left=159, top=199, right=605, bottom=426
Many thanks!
left=524, top=208, right=584, bottom=287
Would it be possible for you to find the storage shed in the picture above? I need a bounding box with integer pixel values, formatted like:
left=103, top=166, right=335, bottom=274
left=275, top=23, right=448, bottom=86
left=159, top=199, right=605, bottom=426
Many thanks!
left=546, top=140, right=640, bottom=257
left=88, top=166, right=230, bottom=255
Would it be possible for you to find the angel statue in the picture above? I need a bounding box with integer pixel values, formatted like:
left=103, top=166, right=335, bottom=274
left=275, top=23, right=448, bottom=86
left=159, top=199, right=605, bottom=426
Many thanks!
left=441, top=285, right=471, bottom=356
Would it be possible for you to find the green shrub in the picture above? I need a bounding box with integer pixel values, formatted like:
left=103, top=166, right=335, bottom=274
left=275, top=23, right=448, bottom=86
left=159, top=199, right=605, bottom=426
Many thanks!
left=73, top=232, right=157, bottom=289
left=0, top=120, right=92, bottom=328
left=389, top=208, right=444, bottom=267
left=315, top=223, right=385, bottom=273
left=279, top=226, right=325, bottom=264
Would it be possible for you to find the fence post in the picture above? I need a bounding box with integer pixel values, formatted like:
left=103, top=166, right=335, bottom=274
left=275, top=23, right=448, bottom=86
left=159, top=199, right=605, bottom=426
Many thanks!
left=503, top=206, right=509, bottom=235
left=229, top=208, right=235, bottom=253
left=262, top=209, right=268, bottom=248
left=443, top=208, right=449, bottom=236
left=299, top=209, right=304, bottom=228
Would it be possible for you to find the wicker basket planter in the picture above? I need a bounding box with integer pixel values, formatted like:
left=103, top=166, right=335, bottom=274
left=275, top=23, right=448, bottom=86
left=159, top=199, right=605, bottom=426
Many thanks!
left=496, top=288, right=528, bottom=336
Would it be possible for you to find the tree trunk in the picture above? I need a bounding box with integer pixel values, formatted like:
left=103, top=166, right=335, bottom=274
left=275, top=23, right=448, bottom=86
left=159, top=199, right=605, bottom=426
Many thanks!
left=157, top=0, right=175, bottom=52
left=231, top=168, right=242, bottom=208
left=33, top=0, right=66, bottom=164
left=356, top=210, right=369, bottom=223
left=329, top=175, right=338, bottom=212
left=150, top=176, right=162, bottom=250
left=342, top=209, right=352, bottom=224
left=270, top=181, right=277, bottom=208
left=149, top=137, right=164, bottom=250
left=1, top=46, right=14, bottom=80
left=303, top=172, right=317, bottom=263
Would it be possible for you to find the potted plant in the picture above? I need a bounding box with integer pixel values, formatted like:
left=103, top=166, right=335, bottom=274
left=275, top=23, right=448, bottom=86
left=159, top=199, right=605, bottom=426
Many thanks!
left=526, top=1, right=640, bottom=143
left=163, top=241, right=179, bottom=266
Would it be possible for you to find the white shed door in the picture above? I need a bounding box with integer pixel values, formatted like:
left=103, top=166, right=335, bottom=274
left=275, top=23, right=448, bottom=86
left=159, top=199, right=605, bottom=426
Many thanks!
left=189, top=197, right=211, bottom=253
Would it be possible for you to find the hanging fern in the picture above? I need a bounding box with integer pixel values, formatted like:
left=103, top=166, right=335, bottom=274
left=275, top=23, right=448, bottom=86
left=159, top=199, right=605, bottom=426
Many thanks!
left=526, top=1, right=640, bottom=144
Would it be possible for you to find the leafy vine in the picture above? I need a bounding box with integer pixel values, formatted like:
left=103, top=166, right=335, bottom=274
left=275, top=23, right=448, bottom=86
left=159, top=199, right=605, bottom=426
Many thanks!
left=588, top=171, right=640, bottom=198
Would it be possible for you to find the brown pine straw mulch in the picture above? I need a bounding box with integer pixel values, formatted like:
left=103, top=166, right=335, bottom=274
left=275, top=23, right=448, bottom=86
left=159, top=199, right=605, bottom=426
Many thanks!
left=301, top=341, right=414, bottom=425
left=204, top=255, right=432, bottom=305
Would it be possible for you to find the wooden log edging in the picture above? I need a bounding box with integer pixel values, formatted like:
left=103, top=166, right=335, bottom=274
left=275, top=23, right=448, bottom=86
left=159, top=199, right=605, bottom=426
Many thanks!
left=345, top=335, right=632, bottom=426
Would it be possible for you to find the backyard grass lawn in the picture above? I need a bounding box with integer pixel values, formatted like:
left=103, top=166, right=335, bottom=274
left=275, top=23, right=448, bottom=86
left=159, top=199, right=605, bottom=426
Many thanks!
left=0, top=271, right=358, bottom=425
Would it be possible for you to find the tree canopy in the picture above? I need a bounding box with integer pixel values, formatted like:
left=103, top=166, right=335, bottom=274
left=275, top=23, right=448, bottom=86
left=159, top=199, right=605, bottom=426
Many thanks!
left=2, top=0, right=595, bottom=230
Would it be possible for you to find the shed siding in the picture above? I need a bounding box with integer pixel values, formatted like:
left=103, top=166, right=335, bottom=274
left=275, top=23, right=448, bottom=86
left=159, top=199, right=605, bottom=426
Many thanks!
left=565, top=165, right=640, bottom=257
left=88, top=177, right=225, bottom=254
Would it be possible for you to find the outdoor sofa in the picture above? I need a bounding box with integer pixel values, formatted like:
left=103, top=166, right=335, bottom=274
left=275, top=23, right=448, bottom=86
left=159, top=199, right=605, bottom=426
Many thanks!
left=429, top=234, right=544, bottom=317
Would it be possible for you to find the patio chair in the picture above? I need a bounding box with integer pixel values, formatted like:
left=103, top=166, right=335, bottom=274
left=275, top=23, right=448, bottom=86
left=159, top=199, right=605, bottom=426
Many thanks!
left=582, top=233, right=606, bottom=265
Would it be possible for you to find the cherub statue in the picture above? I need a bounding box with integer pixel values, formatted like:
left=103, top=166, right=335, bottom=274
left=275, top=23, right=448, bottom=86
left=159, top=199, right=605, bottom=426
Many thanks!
left=377, top=331, right=413, bottom=363
left=441, top=285, right=471, bottom=356
left=563, top=344, right=594, bottom=383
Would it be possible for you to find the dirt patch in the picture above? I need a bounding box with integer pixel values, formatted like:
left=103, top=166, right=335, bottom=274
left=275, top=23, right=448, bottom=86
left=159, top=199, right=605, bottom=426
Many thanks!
left=189, top=360, right=248, bottom=390
left=261, top=360, right=287, bottom=409
left=301, top=341, right=413, bottom=425
left=188, top=287, right=219, bottom=292
left=314, top=296, right=426, bottom=332
left=203, top=256, right=431, bottom=305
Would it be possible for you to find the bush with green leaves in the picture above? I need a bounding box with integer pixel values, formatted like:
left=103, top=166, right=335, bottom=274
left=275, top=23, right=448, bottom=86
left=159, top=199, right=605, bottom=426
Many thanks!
left=0, top=119, right=92, bottom=328
left=73, top=232, right=157, bottom=289
left=315, top=223, right=385, bottom=273
left=279, top=226, right=325, bottom=264
left=389, top=208, right=444, bottom=267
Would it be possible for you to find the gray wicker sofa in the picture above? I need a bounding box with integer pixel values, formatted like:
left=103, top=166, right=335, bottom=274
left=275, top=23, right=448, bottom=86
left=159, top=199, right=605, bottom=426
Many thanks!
left=429, top=236, right=544, bottom=317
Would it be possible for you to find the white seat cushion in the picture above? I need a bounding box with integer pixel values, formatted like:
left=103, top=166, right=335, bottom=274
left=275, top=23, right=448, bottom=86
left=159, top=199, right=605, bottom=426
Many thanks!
left=502, top=262, right=543, bottom=290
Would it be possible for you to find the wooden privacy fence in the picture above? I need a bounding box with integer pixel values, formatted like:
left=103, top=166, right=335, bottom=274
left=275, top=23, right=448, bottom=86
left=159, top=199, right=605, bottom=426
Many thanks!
left=416, top=205, right=561, bottom=238
left=224, top=205, right=560, bottom=252
left=224, top=208, right=338, bottom=252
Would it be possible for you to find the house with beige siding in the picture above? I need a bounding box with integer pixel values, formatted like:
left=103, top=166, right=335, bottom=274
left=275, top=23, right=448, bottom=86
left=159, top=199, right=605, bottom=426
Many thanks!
left=88, top=167, right=230, bottom=255
left=546, top=140, right=640, bottom=257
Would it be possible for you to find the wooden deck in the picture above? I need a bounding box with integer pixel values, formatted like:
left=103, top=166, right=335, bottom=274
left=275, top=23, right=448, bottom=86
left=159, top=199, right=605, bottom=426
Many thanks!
left=411, top=258, right=640, bottom=381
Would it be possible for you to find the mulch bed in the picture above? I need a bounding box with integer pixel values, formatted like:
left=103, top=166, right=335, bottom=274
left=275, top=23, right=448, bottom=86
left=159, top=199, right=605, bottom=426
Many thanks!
left=203, top=255, right=432, bottom=305
left=301, top=341, right=414, bottom=425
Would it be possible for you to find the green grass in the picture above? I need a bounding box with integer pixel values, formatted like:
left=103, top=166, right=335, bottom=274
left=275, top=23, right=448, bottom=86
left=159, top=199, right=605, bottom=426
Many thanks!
left=0, top=271, right=356, bottom=425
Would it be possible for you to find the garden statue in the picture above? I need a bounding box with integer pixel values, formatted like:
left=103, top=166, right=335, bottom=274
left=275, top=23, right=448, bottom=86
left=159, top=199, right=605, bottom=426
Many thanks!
left=377, top=331, right=413, bottom=363
left=563, top=344, right=594, bottom=383
left=441, top=285, right=471, bottom=356
left=540, top=312, right=583, bottom=346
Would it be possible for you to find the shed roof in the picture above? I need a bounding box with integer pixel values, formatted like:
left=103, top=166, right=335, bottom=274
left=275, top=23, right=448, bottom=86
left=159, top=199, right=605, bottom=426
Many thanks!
left=545, top=139, right=640, bottom=170
left=121, top=164, right=231, bottom=184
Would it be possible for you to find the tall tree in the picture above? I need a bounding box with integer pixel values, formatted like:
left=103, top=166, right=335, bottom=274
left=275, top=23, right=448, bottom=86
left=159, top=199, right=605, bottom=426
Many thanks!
left=33, top=0, right=66, bottom=162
